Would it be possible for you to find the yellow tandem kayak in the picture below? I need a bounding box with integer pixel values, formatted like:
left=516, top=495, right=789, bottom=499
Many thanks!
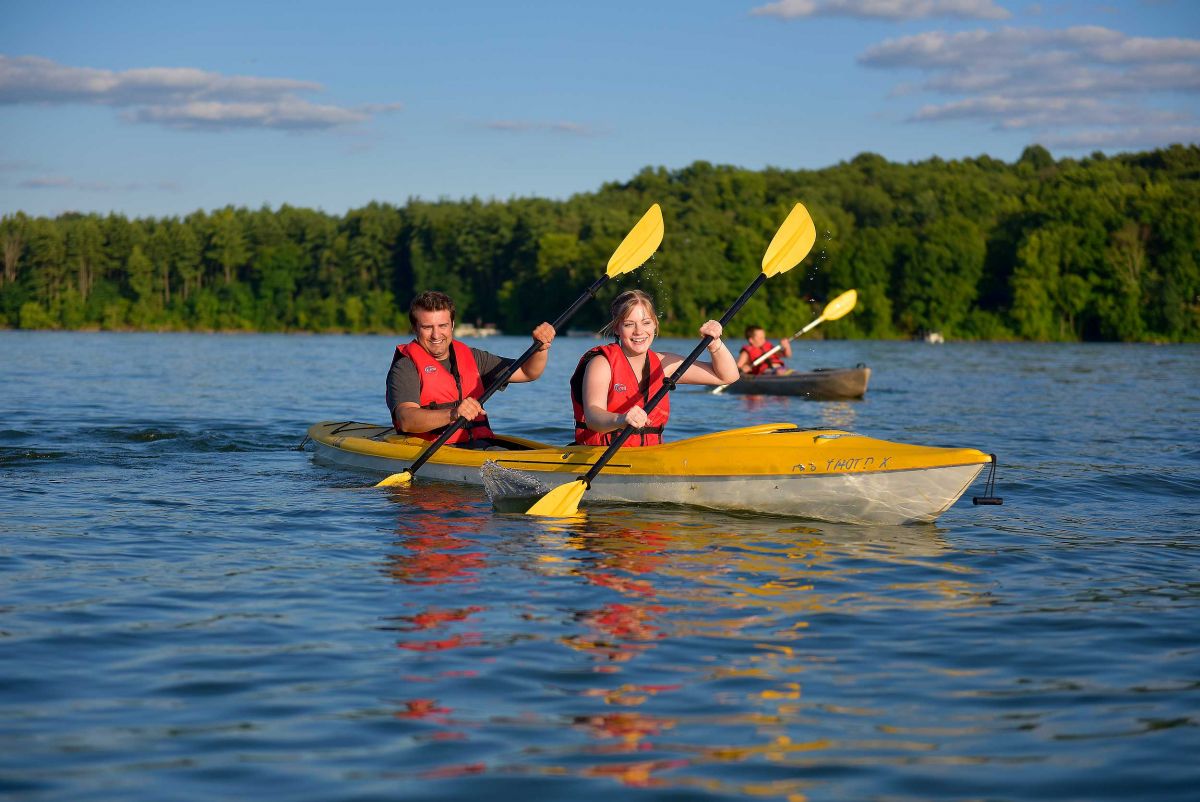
left=307, top=421, right=993, bottom=525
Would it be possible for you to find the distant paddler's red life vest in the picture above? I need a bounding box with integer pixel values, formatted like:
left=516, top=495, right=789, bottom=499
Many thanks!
left=396, top=340, right=494, bottom=443
left=570, top=343, right=669, bottom=446
left=740, top=341, right=784, bottom=375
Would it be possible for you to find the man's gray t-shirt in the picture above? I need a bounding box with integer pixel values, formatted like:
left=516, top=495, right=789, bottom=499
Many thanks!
left=386, top=346, right=511, bottom=422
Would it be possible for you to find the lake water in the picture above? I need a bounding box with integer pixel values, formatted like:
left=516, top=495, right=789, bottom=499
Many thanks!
left=2, top=331, right=1198, bottom=801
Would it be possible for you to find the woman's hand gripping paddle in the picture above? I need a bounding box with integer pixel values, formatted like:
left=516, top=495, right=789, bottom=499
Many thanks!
left=711, top=288, right=858, bottom=394
left=375, top=203, right=665, bottom=487
left=525, top=202, right=817, bottom=517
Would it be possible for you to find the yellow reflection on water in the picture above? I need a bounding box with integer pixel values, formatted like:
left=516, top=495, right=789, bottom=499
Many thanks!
left=819, top=401, right=858, bottom=430
left=378, top=488, right=996, bottom=797
left=516, top=506, right=992, bottom=795
left=730, top=396, right=859, bottom=433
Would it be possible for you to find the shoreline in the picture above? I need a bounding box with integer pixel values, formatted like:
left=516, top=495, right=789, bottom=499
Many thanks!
left=0, top=326, right=1187, bottom=345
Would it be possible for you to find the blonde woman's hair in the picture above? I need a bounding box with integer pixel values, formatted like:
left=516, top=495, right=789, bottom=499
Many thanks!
left=600, top=289, right=658, bottom=339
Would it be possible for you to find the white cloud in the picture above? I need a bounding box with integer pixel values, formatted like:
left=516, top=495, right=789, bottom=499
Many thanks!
left=19, top=176, right=73, bottom=189
left=858, top=25, right=1200, bottom=149
left=483, top=120, right=596, bottom=136
left=751, top=0, right=1010, bottom=21
left=129, top=99, right=369, bottom=131
left=1044, top=124, right=1200, bottom=150
left=914, top=96, right=1186, bottom=128
left=0, top=54, right=396, bottom=132
left=861, top=27, right=1200, bottom=69
left=921, top=62, right=1200, bottom=97
left=15, top=174, right=181, bottom=193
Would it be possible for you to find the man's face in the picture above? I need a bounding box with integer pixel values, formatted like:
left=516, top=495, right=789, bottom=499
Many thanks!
left=748, top=329, right=767, bottom=347
left=413, top=308, right=454, bottom=360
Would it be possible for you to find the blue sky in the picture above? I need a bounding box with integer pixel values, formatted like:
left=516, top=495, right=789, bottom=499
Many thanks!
left=2, top=0, right=1198, bottom=219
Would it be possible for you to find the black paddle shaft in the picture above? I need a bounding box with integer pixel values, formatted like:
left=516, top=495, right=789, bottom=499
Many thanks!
left=405, top=273, right=613, bottom=477
left=577, top=273, right=768, bottom=487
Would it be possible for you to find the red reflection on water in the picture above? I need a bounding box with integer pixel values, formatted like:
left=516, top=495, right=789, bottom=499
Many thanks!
left=385, top=604, right=488, bottom=652
left=383, top=490, right=487, bottom=585
left=385, top=530, right=486, bottom=585
left=389, top=605, right=486, bottom=652
left=559, top=518, right=676, bottom=665
left=537, top=515, right=699, bottom=787
left=419, top=762, right=486, bottom=779
left=396, top=633, right=482, bottom=652
left=429, top=731, right=467, bottom=741
left=576, top=710, right=672, bottom=746
left=402, top=606, right=484, bottom=630
left=382, top=492, right=491, bottom=734
left=394, top=698, right=451, bottom=721
left=588, top=571, right=657, bottom=598
left=587, top=602, right=665, bottom=642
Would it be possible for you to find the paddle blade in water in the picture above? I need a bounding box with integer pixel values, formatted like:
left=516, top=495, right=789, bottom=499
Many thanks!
left=822, top=289, right=858, bottom=321
left=526, top=480, right=588, bottom=517
left=761, top=203, right=816, bottom=278
left=606, top=204, right=664, bottom=278
left=374, top=470, right=413, bottom=487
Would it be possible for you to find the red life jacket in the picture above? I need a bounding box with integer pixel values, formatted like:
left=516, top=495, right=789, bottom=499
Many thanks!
left=570, top=343, right=670, bottom=446
left=395, top=340, right=495, bottom=443
left=740, top=340, right=784, bottom=375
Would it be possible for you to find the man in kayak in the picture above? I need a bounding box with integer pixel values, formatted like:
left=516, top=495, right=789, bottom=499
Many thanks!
left=388, top=291, right=555, bottom=447
left=571, top=289, right=739, bottom=446
left=737, top=325, right=792, bottom=375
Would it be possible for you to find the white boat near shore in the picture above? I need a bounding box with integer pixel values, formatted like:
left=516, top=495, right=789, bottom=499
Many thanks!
left=455, top=323, right=500, bottom=337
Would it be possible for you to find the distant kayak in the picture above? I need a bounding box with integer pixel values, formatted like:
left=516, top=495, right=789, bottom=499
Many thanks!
left=307, top=420, right=989, bottom=524
left=723, top=364, right=871, bottom=399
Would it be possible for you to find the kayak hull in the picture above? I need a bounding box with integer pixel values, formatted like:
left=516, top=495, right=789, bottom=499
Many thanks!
left=724, top=365, right=870, bottom=399
left=307, top=421, right=989, bottom=525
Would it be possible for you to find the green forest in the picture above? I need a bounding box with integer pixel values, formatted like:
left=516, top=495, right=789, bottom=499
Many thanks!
left=2, top=144, right=1198, bottom=342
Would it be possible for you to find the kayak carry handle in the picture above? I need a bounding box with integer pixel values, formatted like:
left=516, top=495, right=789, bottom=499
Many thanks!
left=972, top=454, right=1004, bottom=506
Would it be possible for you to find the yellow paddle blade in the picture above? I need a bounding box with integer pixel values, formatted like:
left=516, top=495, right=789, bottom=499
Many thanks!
left=526, top=479, right=588, bottom=517
left=374, top=470, right=413, bottom=487
left=606, top=204, right=664, bottom=278
left=821, top=289, right=858, bottom=322
left=761, top=203, right=816, bottom=278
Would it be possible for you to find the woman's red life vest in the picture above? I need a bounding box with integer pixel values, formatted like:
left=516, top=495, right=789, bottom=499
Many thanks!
left=740, top=341, right=784, bottom=375
left=570, top=343, right=670, bottom=446
left=395, top=340, right=495, bottom=443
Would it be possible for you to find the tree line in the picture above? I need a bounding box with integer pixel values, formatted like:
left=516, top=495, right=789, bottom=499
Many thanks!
left=2, top=144, right=1197, bottom=342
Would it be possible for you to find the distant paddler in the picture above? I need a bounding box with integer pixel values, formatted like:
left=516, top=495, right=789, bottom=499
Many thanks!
left=712, top=289, right=858, bottom=395
left=387, top=290, right=555, bottom=448
left=737, top=325, right=792, bottom=376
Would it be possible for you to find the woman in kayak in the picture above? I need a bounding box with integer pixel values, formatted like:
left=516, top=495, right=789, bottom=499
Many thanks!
left=571, top=289, right=739, bottom=446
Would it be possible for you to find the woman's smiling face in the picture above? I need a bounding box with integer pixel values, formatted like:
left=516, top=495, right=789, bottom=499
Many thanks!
left=617, top=303, right=656, bottom=355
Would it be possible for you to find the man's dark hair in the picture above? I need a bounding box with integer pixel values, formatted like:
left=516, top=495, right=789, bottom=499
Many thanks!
left=409, top=291, right=456, bottom=329
left=744, top=324, right=765, bottom=339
